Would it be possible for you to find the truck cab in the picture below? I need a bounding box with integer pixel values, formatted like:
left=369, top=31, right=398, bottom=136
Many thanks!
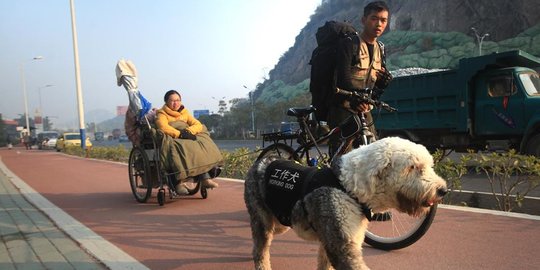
left=473, top=68, right=540, bottom=148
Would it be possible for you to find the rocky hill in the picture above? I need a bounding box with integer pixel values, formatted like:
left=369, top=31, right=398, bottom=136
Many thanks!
left=255, top=0, right=540, bottom=101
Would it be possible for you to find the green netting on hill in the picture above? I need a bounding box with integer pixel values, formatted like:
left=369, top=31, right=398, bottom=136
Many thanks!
left=259, top=24, right=540, bottom=105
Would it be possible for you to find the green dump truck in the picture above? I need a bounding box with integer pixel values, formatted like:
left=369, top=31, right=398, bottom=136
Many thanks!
left=376, top=50, right=540, bottom=155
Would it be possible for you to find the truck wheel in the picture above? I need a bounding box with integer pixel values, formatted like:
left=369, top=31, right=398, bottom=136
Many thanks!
left=525, top=134, right=540, bottom=157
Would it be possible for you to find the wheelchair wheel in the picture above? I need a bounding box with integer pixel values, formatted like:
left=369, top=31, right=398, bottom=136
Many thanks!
left=177, top=180, right=202, bottom=196
left=128, top=147, right=152, bottom=203
left=200, top=186, right=208, bottom=199
left=364, top=204, right=438, bottom=250
left=157, top=188, right=165, bottom=206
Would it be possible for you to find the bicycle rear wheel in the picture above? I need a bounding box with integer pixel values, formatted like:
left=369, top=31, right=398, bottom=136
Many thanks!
left=364, top=204, right=437, bottom=250
left=256, top=143, right=298, bottom=162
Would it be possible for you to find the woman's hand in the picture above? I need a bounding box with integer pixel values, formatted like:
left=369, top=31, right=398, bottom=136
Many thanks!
left=180, top=129, right=196, bottom=140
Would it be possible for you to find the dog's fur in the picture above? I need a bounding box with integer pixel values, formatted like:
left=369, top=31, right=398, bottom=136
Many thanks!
left=244, top=137, right=447, bottom=270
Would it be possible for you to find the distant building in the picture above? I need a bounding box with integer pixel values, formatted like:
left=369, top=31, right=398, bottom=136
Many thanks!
left=116, top=106, right=128, bottom=116
left=34, top=108, right=43, bottom=133
left=2, top=117, right=21, bottom=141
left=193, top=109, right=210, bottom=119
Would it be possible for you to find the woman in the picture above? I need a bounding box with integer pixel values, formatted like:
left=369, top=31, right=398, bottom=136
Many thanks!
left=155, top=90, right=222, bottom=194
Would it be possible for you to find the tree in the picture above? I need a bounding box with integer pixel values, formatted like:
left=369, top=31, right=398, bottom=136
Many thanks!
left=0, top=114, right=6, bottom=146
left=217, top=99, right=228, bottom=115
left=16, top=114, right=35, bottom=129
left=198, top=114, right=222, bottom=134
left=202, top=91, right=311, bottom=139
left=86, top=122, right=96, bottom=133
left=43, top=116, right=54, bottom=131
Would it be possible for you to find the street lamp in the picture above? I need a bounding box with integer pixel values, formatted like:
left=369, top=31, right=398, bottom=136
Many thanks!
left=37, top=84, right=54, bottom=133
left=243, top=85, right=255, bottom=134
left=471, top=27, right=489, bottom=56
left=37, top=84, right=54, bottom=116
left=19, top=56, right=44, bottom=137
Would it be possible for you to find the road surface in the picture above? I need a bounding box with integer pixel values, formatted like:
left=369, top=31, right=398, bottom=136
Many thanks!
left=1, top=148, right=539, bottom=269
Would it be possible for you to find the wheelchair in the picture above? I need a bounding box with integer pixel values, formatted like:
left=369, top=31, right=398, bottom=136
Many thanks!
left=127, top=117, right=208, bottom=206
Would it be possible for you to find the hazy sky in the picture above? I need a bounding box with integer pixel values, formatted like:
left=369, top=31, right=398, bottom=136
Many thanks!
left=0, top=0, right=320, bottom=128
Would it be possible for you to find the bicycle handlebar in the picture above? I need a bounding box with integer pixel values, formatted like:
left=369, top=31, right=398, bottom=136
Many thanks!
left=335, top=88, right=397, bottom=112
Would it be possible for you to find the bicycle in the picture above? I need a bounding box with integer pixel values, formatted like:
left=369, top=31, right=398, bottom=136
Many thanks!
left=256, top=88, right=438, bottom=251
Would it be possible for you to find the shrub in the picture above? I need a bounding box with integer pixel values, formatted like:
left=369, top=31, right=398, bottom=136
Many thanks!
left=64, top=145, right=130, bottom=162
left=434, top=149, right=540, bottom=212
left=433, top=150, right=469, bottom=205
left=89, top=145, right=130, bottom=162
left=63, top=145, right=88, bottom=157
left=220, top=147, right=260, bottom=180
left=64, top=145, right=259, bottom=181
left=470, top=150, right=540, bottom=212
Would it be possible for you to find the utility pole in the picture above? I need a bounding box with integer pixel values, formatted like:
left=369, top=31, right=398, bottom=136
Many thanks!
left=19, top=56, right=43, bottom=138
left=70, top=0, right=87, bottom=150
left=243, top=85, right=255, bottom=135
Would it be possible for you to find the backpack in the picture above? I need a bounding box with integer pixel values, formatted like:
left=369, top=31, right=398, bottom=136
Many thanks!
left=309, top=21, right=359, bottom=122
left=309, top=21, right=387, bottom=122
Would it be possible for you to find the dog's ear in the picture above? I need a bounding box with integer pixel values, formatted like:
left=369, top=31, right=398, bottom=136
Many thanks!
left=339, top=146, right=391, bottom=201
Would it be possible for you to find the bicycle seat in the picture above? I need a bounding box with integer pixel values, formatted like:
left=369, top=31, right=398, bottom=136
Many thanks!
left=287, top=107, right=316, bottom=118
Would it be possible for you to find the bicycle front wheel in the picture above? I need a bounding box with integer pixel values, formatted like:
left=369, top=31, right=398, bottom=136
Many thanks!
left=364, top=204, right=437, bottom=250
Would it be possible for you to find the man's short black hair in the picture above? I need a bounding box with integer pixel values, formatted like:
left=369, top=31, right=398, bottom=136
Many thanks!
left=363, top=1, right=389, bottom=17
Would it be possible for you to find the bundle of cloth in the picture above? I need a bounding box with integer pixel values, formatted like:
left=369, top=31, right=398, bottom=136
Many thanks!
left=158, top=121, right=222, bottom=180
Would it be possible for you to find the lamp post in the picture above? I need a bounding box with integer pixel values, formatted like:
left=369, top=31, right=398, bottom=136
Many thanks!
left=37, top=84, right=54, bottom=115
left=243, top=85, right=255, bottom=135
left=471, top=27, right=489, bottom=56
left=19, top=56, right=44, bottom=137
left=70, top=0, right=87, bottom=150
left=36, top=84, right=54, bottom=133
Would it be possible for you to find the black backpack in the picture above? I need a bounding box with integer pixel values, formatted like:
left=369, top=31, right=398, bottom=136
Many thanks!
left=309, top=21, right=359, bottom=122
left=309, top=21, right=387, bottom=122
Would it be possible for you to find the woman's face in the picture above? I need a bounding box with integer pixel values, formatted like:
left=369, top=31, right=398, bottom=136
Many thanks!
left=166, top=93, right=182, bottom=111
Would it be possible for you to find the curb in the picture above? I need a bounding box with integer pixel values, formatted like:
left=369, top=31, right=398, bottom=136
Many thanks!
left=438, top=204, right=540, bottom=220
left=0, top=158, right=149, bottom=270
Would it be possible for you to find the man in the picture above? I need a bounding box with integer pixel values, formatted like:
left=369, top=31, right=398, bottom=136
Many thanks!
left=23, top=132, right=31, bottom=150
left=327, top=1, right=393, bottom=156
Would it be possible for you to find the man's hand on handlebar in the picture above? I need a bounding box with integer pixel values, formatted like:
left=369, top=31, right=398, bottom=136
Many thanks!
left=349, top=98, right=371, bottom=113
left=335, top=88, right=397, bottom=112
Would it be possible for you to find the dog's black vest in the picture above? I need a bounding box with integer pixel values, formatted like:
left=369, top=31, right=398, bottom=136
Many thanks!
left=264, top=159, right=344, bottom=226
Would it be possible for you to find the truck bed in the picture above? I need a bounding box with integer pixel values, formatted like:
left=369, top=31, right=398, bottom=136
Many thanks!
left=377, top=69, right=468, bottom=132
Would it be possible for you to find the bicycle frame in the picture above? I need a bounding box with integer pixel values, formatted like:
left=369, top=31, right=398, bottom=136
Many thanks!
left=292, top=113, right=375, bottom=167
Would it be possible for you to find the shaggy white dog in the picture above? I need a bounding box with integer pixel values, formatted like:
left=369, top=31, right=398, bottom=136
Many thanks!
left=244, top=137, right=447, bottom=270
